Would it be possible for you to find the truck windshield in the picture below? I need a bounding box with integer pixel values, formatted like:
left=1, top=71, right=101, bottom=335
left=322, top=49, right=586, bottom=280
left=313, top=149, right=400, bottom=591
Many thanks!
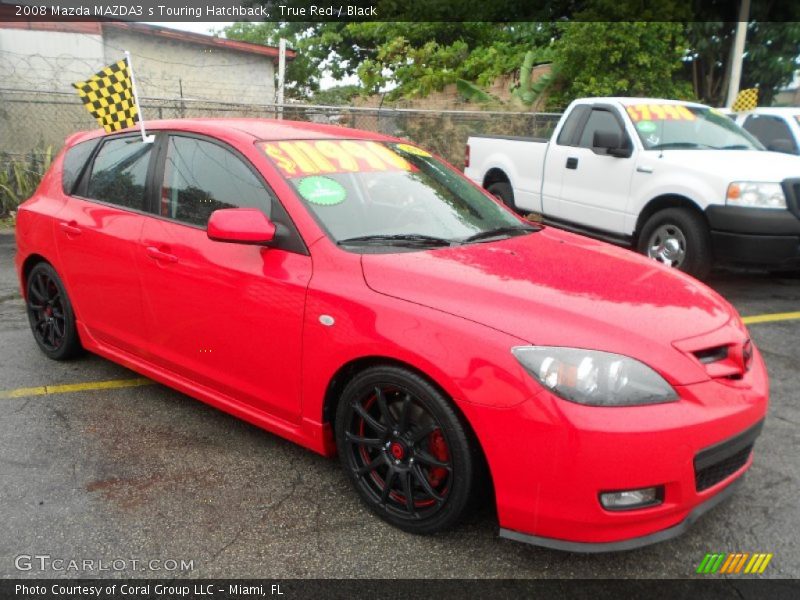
left=259, top=139, right=532, bottom=250
left=626, top=104, right=764, bottom=151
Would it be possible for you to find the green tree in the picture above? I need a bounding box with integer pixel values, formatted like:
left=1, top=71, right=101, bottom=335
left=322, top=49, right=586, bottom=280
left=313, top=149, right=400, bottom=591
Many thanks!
left=547, top=22, right=694, bottom=110
left=686, top=21, right=800, bottom=106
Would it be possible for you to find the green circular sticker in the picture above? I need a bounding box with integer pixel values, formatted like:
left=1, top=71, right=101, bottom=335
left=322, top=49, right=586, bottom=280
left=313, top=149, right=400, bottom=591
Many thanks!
left=296, top=176, right=346, bottom=206
left=636, top=120, right=657, bottom=133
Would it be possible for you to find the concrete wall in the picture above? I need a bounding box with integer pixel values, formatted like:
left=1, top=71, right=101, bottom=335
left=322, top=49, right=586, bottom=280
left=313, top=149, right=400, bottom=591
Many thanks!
left=103, top=28, right=276, bottom=104
left=0, top=28, right=105, bottom=92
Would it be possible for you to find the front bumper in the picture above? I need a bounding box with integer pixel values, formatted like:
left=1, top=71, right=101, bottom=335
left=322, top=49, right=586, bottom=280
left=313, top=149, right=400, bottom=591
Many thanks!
left=460, top=347, right=769, bottom=551
left=706, top=206, right=800, bottom=267
left=500, top=477, right=742, bottom=553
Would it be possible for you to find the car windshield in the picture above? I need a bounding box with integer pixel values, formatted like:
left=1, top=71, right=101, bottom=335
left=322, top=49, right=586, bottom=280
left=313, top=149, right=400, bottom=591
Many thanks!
left=625, top=103, right=765, bottom=151
left=260, top=139, right=533, bottom=250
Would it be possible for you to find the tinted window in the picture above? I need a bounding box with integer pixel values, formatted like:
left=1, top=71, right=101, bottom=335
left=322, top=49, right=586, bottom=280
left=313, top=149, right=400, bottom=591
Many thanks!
left=557, top=105, right=589, bottom=146
left=86, top=137, right=152, bottom=209
left=742, top=115, right=798, bottom=154
left=579, top=109, right=625, bottom=148
left=62, top=138, right=100, bottom=195
left=161, top=136, right=272, bottom=226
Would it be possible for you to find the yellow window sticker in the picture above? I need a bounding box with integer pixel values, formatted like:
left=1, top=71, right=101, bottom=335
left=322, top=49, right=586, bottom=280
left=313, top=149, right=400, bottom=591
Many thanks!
left=626, top=104, right=696, bottom=122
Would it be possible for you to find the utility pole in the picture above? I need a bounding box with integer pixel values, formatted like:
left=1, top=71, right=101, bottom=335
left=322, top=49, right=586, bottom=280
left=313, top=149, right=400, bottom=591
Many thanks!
left=277, top=38, right=286, bottom=120
left=725, top=0, right=751, bottom=108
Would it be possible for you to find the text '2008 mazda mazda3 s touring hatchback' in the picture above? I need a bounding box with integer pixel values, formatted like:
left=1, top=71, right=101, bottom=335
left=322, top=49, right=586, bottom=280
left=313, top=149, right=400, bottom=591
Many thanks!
left=15, top=119, right=768, bottom=552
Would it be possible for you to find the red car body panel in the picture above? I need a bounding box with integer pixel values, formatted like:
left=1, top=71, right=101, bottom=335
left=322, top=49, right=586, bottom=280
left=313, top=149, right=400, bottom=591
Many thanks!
left=14, top=119, right=769, bottom=550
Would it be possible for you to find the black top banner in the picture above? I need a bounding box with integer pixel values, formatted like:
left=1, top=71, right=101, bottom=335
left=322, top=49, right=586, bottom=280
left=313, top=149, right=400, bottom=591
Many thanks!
left=2, top=0, right=800, bottom=22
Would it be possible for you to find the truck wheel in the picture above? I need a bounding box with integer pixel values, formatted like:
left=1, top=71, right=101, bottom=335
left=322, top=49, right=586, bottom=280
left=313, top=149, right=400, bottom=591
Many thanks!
left=487, top=182, right=516, bottom=212
left=637, top=208, right=712, bottom=279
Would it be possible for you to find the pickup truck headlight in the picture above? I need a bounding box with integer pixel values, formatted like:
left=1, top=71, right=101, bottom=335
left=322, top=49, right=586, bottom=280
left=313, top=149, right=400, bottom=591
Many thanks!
left=726, top=182, right=786, bottom=209
left=512, top=346, right=678, bottom=407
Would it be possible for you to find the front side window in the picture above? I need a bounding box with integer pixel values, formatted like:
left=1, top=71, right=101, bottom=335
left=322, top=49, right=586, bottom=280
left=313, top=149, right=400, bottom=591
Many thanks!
left=626, top=103, right=764, bottom=151
left=86, top=136, right=152, bottom=209
left=261, top=139, right=531, bottom=252
left=742, top=115, right=797, bottom=153
left=578, top=109, right=626, bottom=149
left=161, top=136, right=272, bottom=226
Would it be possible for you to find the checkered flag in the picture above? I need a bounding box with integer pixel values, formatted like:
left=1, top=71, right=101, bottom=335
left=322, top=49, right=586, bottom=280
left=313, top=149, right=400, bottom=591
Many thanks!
left=73, top=58, right=139, bottom=133
left=732, top=88, right=759, bottom=112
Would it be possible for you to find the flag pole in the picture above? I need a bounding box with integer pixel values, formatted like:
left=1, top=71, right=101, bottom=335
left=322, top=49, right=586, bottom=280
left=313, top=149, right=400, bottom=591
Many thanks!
left=124, top=50, right=154, bottom=143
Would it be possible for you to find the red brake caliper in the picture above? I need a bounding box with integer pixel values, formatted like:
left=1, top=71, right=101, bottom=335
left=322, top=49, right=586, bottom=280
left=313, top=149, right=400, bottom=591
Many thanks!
left=427, top=429, right=449, bottom=488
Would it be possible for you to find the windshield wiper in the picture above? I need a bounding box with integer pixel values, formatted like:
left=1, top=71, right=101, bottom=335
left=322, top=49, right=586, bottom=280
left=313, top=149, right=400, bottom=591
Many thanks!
left=337, top=233, right=455, bottom=247
left=717, top=144, right=751, bottom=150
left=462, top=225, right=539, bottom=243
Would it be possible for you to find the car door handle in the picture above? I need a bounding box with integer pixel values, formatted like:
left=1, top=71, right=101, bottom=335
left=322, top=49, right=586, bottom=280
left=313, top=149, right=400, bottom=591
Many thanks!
left=59, top=222, right=82, bottom=236
left=145, top=246, right=178, bottom=263
left=636, top=165, right=654, bottom=173
left=566, top=157, right=578, bottom=169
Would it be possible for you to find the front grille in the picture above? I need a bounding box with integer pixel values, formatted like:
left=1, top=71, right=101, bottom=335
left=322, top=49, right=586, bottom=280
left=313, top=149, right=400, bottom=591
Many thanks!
left=695, top=444, right=752, bottom=491
left=694, top=420, right=763, bottom=492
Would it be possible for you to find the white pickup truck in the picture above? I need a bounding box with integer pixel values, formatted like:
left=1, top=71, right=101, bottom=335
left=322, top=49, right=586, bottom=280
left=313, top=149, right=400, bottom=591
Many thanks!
left=465, top=97, right=800, bottom=278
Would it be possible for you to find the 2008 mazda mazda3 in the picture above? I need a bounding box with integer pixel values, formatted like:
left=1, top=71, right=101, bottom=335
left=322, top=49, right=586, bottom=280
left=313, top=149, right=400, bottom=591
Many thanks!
left=15, top=119, right=768, bottom=551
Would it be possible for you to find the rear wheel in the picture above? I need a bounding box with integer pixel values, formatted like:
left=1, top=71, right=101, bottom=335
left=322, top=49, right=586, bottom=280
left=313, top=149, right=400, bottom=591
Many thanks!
left=487, top=181, right=516, bottom=212
left=335, top=366, right=478, bottom=535
left=637, top=208, right=712, bottom=279
left=25, top=262, right=82, bottom=360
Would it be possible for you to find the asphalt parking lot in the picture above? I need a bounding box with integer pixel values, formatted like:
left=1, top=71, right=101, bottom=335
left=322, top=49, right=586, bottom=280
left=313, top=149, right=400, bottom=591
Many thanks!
left=0, top=230, right=798, bottom=579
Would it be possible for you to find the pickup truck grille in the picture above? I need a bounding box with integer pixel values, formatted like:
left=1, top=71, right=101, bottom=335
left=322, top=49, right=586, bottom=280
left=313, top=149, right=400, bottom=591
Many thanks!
left=782, top=178, right=800, bottom=219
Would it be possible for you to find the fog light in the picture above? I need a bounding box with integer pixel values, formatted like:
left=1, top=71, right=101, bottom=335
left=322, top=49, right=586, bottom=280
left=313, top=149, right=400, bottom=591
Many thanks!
left=600, top=486, right=663, bottom=511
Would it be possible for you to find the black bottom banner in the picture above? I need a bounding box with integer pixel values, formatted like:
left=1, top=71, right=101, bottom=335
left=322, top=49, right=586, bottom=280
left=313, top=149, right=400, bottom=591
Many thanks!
left=2, top=579, right=799, bottom=600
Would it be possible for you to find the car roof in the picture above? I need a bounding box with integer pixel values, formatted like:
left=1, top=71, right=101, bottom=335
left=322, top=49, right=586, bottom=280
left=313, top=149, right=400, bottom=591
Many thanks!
left=735, top=107, right=800, bottom=116
left=574, top=97, right=710, bottom=109
left=66, top=117, right=396, bottom=146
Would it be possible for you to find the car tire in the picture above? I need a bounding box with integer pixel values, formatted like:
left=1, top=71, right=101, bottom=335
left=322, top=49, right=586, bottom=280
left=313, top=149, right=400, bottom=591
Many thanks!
left=487, top=181, right=516, bottom=212
left=25, top=262, right=82, bottom=360
left=637, top=208, right=712, bottom=279
left=335, top=365, right=479, bottom=535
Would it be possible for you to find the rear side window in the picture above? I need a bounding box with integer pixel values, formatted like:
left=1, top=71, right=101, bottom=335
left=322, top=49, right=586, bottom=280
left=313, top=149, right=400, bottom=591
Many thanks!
left=160, top=136, right=273, bottom=227
left=86, top=137, right=152, bottom=210
left=556, top=105, right=589, bottom=146
left=62, top=138, right=100, bottom=195
left=742, top=115, right=798, bottom=154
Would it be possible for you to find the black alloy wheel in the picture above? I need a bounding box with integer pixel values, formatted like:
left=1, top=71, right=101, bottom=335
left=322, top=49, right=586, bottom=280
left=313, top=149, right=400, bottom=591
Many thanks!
left=26, top=262, right=82, bottom=360
left=335, top=366, right=478, bottom=534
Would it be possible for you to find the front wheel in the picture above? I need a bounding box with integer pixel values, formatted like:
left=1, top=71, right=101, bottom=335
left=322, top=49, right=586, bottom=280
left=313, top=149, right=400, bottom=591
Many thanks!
left=637, top=208, right=712, bottom=279
left=335, top=366, right=478, bottom=535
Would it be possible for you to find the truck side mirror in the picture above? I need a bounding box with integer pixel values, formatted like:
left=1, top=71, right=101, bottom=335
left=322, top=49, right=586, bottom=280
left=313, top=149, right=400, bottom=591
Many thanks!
left=593, top=130, right=632, bottom=158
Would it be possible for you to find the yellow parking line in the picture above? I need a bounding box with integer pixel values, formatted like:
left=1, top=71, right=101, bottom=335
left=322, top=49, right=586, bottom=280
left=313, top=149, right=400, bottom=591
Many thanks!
left=742, top=311, right=800, bottom=325
left=0, top=377, right=154, bottom=399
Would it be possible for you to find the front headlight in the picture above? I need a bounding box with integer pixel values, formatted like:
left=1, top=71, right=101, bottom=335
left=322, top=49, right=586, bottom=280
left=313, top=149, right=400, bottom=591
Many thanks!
left=512, top=346, right=678, bottom=407
left=726, top=182, right=786, bottom=209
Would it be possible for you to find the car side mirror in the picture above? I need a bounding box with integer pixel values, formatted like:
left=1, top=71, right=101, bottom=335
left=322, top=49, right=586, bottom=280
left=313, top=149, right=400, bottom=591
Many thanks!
left=593, top=130, right=632, bottom=158
left=766, top=138, right=797, bottom=155
left=207, top=208, right=276, bottom=245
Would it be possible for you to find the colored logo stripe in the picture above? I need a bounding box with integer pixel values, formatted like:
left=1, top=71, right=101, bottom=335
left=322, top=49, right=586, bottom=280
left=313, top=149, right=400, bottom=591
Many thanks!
left=697, top=553, right=773, bottom=574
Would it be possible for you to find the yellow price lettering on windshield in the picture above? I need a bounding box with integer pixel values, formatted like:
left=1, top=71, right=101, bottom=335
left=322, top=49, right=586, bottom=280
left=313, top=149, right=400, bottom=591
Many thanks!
left=626, top=104, right=696, bottom=122
left=262, top=140, right=413, bottom=178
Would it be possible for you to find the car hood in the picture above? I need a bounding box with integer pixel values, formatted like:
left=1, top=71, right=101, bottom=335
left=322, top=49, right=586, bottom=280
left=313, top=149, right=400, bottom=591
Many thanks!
left=361, top=228, right=738, bottom=385
left=655, top=149, right=800, bottom=181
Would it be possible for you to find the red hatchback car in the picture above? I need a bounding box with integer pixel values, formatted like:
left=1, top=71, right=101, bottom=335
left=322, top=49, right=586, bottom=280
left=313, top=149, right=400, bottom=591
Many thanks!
left=16, top=119, right=768, bottom=552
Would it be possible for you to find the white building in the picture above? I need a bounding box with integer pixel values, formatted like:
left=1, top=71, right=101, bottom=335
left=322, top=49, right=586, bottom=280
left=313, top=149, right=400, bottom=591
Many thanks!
left=0, top=20, right=294, bottom=103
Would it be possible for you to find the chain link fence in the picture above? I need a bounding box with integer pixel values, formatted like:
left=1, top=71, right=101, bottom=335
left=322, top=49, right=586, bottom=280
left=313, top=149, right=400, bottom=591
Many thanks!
left=0, top=87, right=562, bottom=216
